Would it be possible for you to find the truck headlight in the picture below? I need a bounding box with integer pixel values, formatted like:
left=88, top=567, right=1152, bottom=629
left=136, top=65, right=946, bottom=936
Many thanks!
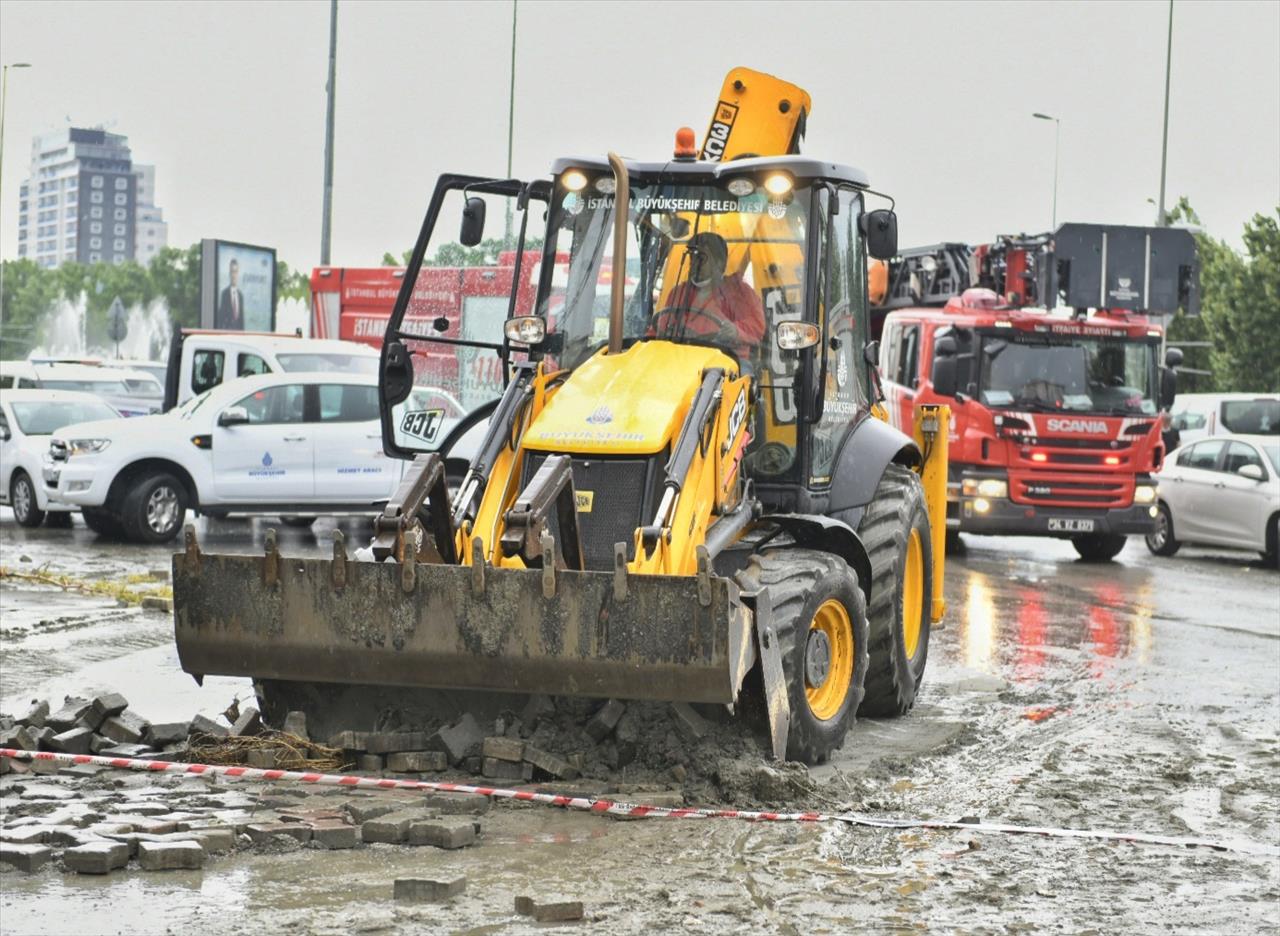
left=962, top=478, right=1007, bottom=498
left=1133, top=485, right=1156, bottom=504
left=69, top=439, right=111, bottom=456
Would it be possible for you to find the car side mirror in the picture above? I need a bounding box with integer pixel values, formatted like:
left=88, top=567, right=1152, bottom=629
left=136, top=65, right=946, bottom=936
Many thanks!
left=861, top=209, right=898, bottom=261
left=459, top=196, right=486, bottom=247
left=863, top=340, right=879, bottom=367
left=381, top=340, right=415, bottom=408
left=1165, top=347, right=1184, bottom=368
left=931, top=356, right=958, bottom=398
left=217, top=406, right=249, bottom=427
left=0, top=426, right=10, bottom=442
left=934, top=335, right=958, bottom=358
left=1238, top=463, right=1265, bottom=481
left=1160, top=367, right=1177, bottom=410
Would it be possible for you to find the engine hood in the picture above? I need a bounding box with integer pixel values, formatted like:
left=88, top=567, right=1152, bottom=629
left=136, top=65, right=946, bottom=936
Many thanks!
left=523, top=341, right=736, bottom=456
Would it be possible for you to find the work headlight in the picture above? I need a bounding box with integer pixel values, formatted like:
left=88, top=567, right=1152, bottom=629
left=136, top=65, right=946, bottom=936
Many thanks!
left=69, top=439, right=111, bottom=456
left=1133, top=485, right=1157, bottom=504
left=962, top=478, right=1007, bottom=498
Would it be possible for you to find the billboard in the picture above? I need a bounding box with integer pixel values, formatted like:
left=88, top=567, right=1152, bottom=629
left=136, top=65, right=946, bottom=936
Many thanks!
left=200, top=239, right=277, bottom=331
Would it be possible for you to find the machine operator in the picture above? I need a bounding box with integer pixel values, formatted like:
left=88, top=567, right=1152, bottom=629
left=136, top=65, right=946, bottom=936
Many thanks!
left=659, top=232, right=766, bottom=356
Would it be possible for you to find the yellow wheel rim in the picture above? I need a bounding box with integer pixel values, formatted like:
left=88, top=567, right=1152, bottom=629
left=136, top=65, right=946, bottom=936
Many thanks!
left=902, top=528, right=925, bottom=660
left=805, top=598, right=855, bottom=721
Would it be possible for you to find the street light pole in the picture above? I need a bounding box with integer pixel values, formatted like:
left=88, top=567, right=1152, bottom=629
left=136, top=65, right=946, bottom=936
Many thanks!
left=320, top=0, right=337, bottom=266
left=1032, top=112, right=1061, bottom=231
left=0, top=63, right=33, bottom=210
left=503, top=0, right=518, bottom=247
left=1156, top=0, right=1174, bottom=226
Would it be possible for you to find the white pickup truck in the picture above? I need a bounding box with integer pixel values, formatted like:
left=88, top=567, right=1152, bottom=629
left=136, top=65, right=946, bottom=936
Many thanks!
left=47, top=372, right=409, bottom=542
left=162, top=330, right=380, bottom=411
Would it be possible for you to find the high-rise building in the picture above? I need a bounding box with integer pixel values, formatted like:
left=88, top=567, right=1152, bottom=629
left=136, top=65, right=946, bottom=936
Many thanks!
left=16, top=127, right=167, bottom=268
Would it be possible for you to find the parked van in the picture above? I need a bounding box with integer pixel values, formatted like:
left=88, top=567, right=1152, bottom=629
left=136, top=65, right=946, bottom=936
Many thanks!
left=0, top=361, right=163, bottom=417
left=163, top=329, right=379, bottom=410
left=1169, top=393, right=1280, bottom=445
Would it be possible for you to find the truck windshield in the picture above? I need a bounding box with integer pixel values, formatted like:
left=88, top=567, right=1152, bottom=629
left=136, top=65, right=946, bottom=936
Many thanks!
left=978, top=333, right=1159, bottom=415
left=538, top=175, right=810, bottom=371
left=275, top=353, right=378, bottom=375
left=11, top=400, right=119, bottom=434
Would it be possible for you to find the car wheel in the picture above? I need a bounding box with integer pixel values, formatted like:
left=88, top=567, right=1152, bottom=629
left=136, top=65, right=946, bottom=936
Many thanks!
left=82, top=507, right=126, bottom=539
left=120, top=471, right=188, bottom=544
left=10, top=471, right=46, bottom=528
left=1072, top=533, right=1127, bottom=562
left=1144, top=503, right=1181, bottom=557
left=44, top=511, right=74, bottom=529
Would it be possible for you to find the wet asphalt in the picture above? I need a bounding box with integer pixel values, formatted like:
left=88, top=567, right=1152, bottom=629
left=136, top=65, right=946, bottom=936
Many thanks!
left=1, top=511, right=1277, bottom=933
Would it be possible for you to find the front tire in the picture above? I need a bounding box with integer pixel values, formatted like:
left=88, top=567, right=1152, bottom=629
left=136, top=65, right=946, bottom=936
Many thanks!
left=856, top=464, right=934, bottom=717
left=737, top=549, right=869, bottom=764
left=10, top=471, right=45, bottom=528
left=1145, top=503, right=1180, bottom=556
left=1072, top=533, right=1127, bottom=562
left=120, top=472, right=188, bottom=544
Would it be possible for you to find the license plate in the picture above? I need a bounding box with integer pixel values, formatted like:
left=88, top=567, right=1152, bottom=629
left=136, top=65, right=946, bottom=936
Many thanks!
left=1048, top=518, right=1094, bottom=533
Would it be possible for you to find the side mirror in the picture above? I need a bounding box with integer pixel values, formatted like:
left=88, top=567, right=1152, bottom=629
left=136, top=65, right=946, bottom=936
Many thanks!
left=1165, top=347, right=1184, bottom=368
left=931, top=357, right=958, bottom=397
left=0, top=425, right=10, bottom=442
left=459, top=196, right=486, bottom=247
left=217, top=406, right=249, bottom=428
left=863, top=340, right=879, bottom=367
left=381, top=340, right=415, bottom=408
left=1160, top=367, right=1177, bottom=410
left=1238, top=463, right=1265, bottom=481
left=934, top=335, right=958, bottom=358
left=861, top=209, right=898, bottom=261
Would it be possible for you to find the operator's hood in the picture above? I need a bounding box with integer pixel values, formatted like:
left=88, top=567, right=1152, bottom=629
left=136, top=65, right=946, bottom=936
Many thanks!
left=523, top=341, right=736, bottom=456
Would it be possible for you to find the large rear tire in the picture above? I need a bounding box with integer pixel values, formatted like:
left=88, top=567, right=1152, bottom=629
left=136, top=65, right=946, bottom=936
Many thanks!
left=736, top=549, right=869, bottom=764
left=856, top=463, right=934, bottom=717
left=1072, top=533, right=1127, bottom=562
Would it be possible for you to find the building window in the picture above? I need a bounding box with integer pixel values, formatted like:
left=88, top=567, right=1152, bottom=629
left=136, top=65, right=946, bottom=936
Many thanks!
left=113, top=255, right=125, bottom=265
left=65, top=238, right=76, bottom=250
left=89, top=252, right=101, bottom=262
left=90, top=237, right=102, bottom=249
left=90, top=222, right=102, bottom=234
left=90, top=206, right=103, bottom=219
left=91, top=191, right=103, bottom=204
left=114, top=208, right=126, bottom=220
left=91, top=175, right=104, bottom=188
left=113, top=239, right=126, bottom=251
left=114, top=223, right=126, bottom=236
left=114, top=193, right=127, bottom=206
left=66, top=207, right=76, bottom=219
left=66, top=178, right=77, bottom=190
left=114, top=177, right=128, bottom=190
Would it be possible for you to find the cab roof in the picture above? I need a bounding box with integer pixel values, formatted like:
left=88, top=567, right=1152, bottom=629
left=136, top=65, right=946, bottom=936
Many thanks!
left=551, top=154, right=870, bottom=188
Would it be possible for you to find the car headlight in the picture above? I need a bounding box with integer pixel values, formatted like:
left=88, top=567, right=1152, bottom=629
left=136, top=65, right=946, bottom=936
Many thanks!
left=962, top=478, right=1008, bottom=498
left=1133, top=485, right=1156, bottom=504
left=69, top=438, right=111, bottom=456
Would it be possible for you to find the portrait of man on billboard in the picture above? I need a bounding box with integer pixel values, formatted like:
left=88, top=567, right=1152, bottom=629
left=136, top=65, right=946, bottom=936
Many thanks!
left=217, top=258, right=246, bottom=330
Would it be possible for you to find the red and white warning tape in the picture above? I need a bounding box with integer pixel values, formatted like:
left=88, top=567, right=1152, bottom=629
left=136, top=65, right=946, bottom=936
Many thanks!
left=2, top=749, right=1272, bottom=856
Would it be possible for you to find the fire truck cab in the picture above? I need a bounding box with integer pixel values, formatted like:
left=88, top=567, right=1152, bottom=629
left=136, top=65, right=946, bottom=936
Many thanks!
left=876, top=223, right=1199, bottom=561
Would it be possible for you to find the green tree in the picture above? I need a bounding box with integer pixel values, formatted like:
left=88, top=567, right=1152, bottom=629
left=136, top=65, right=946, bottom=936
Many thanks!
left=0, top=259, right=61, bottom=357
left=148, top=244, right=203, bottom=329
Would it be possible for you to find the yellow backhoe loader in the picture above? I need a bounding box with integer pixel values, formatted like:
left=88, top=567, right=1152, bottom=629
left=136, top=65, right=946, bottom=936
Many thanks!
left=173, top=68, right=949, bottom=764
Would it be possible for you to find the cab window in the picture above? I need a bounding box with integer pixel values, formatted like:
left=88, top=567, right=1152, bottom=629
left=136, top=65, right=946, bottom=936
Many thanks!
left=896, top=325, right=919, bottom=388
left=1171, top=410, right=1205, bottom=431
left=192, top=350, right=225, bottom=394
left=233, top=384, right=306, bottom=424
left=317, top=384, right=379, bottom=422
left=237, top=353, right=271, bottom=377
left=1177, top=439, right=1224, bottom=470
left=0, top=376, right=12, bottom=389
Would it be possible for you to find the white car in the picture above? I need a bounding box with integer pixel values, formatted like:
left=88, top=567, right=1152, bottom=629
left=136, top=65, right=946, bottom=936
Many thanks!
left=0, top=389, right=121, bottom=527
left=48, top=372, right=411, bottom=543
left=1169, top=392, right=1279, bottom=445
left=0, top=361, right=163, bottom=418
left=1146, top=434, right=1280, bottom=567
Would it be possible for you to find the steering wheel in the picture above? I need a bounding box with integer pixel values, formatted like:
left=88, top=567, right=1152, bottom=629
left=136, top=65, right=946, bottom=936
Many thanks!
left=649, top=305, right=736, bottom=343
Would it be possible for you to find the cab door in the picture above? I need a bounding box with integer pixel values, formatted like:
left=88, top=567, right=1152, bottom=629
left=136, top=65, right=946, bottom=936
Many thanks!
left=212, top=382, right=314, bottom=503
left=1169, top=439, right=1225, bottom=541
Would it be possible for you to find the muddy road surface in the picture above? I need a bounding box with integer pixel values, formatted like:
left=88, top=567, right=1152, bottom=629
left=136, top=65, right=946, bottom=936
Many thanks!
left=2, top=513, right=1278, bottom=934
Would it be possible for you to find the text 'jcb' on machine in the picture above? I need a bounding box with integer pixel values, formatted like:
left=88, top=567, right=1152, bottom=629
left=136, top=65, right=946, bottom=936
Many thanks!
left=172, top=68, right=951, bottom=764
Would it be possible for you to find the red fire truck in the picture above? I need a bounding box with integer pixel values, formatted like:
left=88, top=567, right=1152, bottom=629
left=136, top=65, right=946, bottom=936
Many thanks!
left=874, top=223, right=1199, bottom=561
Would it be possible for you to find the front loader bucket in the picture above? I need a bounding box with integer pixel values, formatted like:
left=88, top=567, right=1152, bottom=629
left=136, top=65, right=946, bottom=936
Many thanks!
left=172, top=531, right=756, bottom=708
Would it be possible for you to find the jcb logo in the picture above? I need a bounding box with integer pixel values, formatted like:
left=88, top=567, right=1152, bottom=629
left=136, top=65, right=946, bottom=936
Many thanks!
left=703, top=102, right=738, bottom=162
left=726, top=389, right=747, bottom=446
left=1045, top=417, right=1108, bottom=434
left=575, top=491, right=594, bottom=513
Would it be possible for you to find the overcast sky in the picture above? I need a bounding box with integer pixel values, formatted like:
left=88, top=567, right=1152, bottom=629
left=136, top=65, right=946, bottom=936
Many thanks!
left=1, top=0, right=1276, bottom=271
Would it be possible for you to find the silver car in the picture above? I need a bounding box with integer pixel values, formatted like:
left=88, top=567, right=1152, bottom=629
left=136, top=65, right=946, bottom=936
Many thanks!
left=1146, top=435, right=1280, bottom=567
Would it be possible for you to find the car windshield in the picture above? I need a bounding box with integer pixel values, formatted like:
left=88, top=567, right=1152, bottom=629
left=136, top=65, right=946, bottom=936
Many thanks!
left=978, top=333, right=1159, bottom=415
left=10, top=400, right=119, bottom=434
left=275, top=353, right=378, bottom=375
left=1221, top=399, right=1279, bottom=435
left=537, top=174, right=811, bottom=371
left=42, top=379, right=132, bottom=395
left=121, top=376, right=163, bottom=397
